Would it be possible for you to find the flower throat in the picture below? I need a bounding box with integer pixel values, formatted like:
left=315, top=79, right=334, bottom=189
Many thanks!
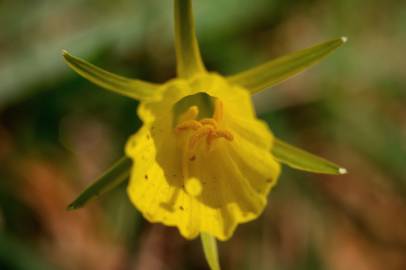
left=175, top=97, right=233, bottom=190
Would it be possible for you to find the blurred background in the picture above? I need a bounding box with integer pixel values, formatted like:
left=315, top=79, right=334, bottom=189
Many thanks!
left=0, top=0, right=405, bottom=269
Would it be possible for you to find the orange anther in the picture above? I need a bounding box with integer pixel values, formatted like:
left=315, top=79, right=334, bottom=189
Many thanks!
left=175, top=120, right=202, bottom=132
left=200, top=118, right=218, bottom=128
left=175, top=101, right=233, bottom=180
left=215, top=130, right=234, bottom=141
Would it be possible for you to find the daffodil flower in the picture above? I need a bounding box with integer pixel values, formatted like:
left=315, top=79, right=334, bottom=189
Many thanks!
left=64, top=0, right=346, bottom=268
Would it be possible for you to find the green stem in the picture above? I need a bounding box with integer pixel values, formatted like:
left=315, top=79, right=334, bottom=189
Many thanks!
left=201, top=233, right=221, bottom=270
left=174, top=0, right=206, bottom=78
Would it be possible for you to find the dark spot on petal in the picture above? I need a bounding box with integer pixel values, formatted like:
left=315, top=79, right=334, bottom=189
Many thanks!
left=146, top=134, right=150, bottom=140
left=189, top=155, right=196, bottom=161
left=179, top=206, right=184, bottom=211
left=144, top=174, right=148, bottom=180
left=266, top=178, right=272, bottom=183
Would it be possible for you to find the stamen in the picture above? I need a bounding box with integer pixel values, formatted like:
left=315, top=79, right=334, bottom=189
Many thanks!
left=175, top=120, right=202, bottom=132
left=175, top=99, right=233, bottom=182
left=189, top=126, right=213, bottom=150
left=213, top=99, right=223, bottom=122
left=206, top=129, right=233, bottom=148
left=200, top=118, right=218, bottom=128
left=215, top=130, right=234, bottom=141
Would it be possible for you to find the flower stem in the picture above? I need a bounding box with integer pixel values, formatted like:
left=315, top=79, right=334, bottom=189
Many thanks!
left=201, top=233, right=221, bottom=270
left=174, top=0, right=206, bottom=78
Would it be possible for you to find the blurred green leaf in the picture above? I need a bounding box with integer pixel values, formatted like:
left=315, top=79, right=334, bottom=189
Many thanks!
left=0, top=0, right=281, bottom=106
left=272, top=138, right=346, bottom=175
left=228, top=37, right=347, bottom=94
left=63, top=51, right=160, bottom=101
left=0, top=233, right=56, bottom=270
left=68, top=156, right=132, bottom=210
left=331, top=101, right=406, bottom=193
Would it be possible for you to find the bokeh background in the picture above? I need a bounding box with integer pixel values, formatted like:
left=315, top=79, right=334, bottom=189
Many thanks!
left=1, top=0, right=405, bottom=269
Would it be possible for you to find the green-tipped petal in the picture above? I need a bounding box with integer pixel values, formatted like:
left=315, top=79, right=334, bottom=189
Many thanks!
left=272, top=138, right=347, bottom=175
left=228, top=37, right=347, bottom=94
left=67, top=157, right=132, bottom=210
left=174, top=0, right=206, bottom=78
left=63, top=51, right=160, bottom=100
left=201, top=233, right=221, bottom=270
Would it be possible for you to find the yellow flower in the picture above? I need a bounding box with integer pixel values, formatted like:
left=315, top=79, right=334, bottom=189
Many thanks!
left=64, top=0, right=347, bottom=243
left=125, top=72, right=280, bottom=240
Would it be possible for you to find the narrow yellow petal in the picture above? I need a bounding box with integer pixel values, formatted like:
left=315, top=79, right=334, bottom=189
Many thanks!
left=174, top=0, right=206, bottom=78
left=272, top=138, right=347, bottom=175
left=201, top=233, right=221, bottom=270
left=228, top=37, right=347, bottom=94
left=62, top=50, right=161, bottom=101
left=67, top=157, right=131, bottom=210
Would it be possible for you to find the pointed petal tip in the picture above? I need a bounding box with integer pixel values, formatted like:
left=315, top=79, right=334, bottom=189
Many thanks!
left=229, top=37, right=349, bottom=94
left=60, top=52, right=159, bottom=100
left=272, top=139, right=349, bottom=176
left=61, top=49, right=69, bottom=57
left=338, top=167, right=348, bottom=175
left=66, top=203, right=78, bottom=211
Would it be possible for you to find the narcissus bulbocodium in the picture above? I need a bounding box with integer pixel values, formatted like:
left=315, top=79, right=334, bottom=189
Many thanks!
left=64, top=0, right=347, bottom=267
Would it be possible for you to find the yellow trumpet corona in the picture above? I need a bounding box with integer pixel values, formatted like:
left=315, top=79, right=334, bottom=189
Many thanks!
left=125, top=74, right=280, bottom=240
